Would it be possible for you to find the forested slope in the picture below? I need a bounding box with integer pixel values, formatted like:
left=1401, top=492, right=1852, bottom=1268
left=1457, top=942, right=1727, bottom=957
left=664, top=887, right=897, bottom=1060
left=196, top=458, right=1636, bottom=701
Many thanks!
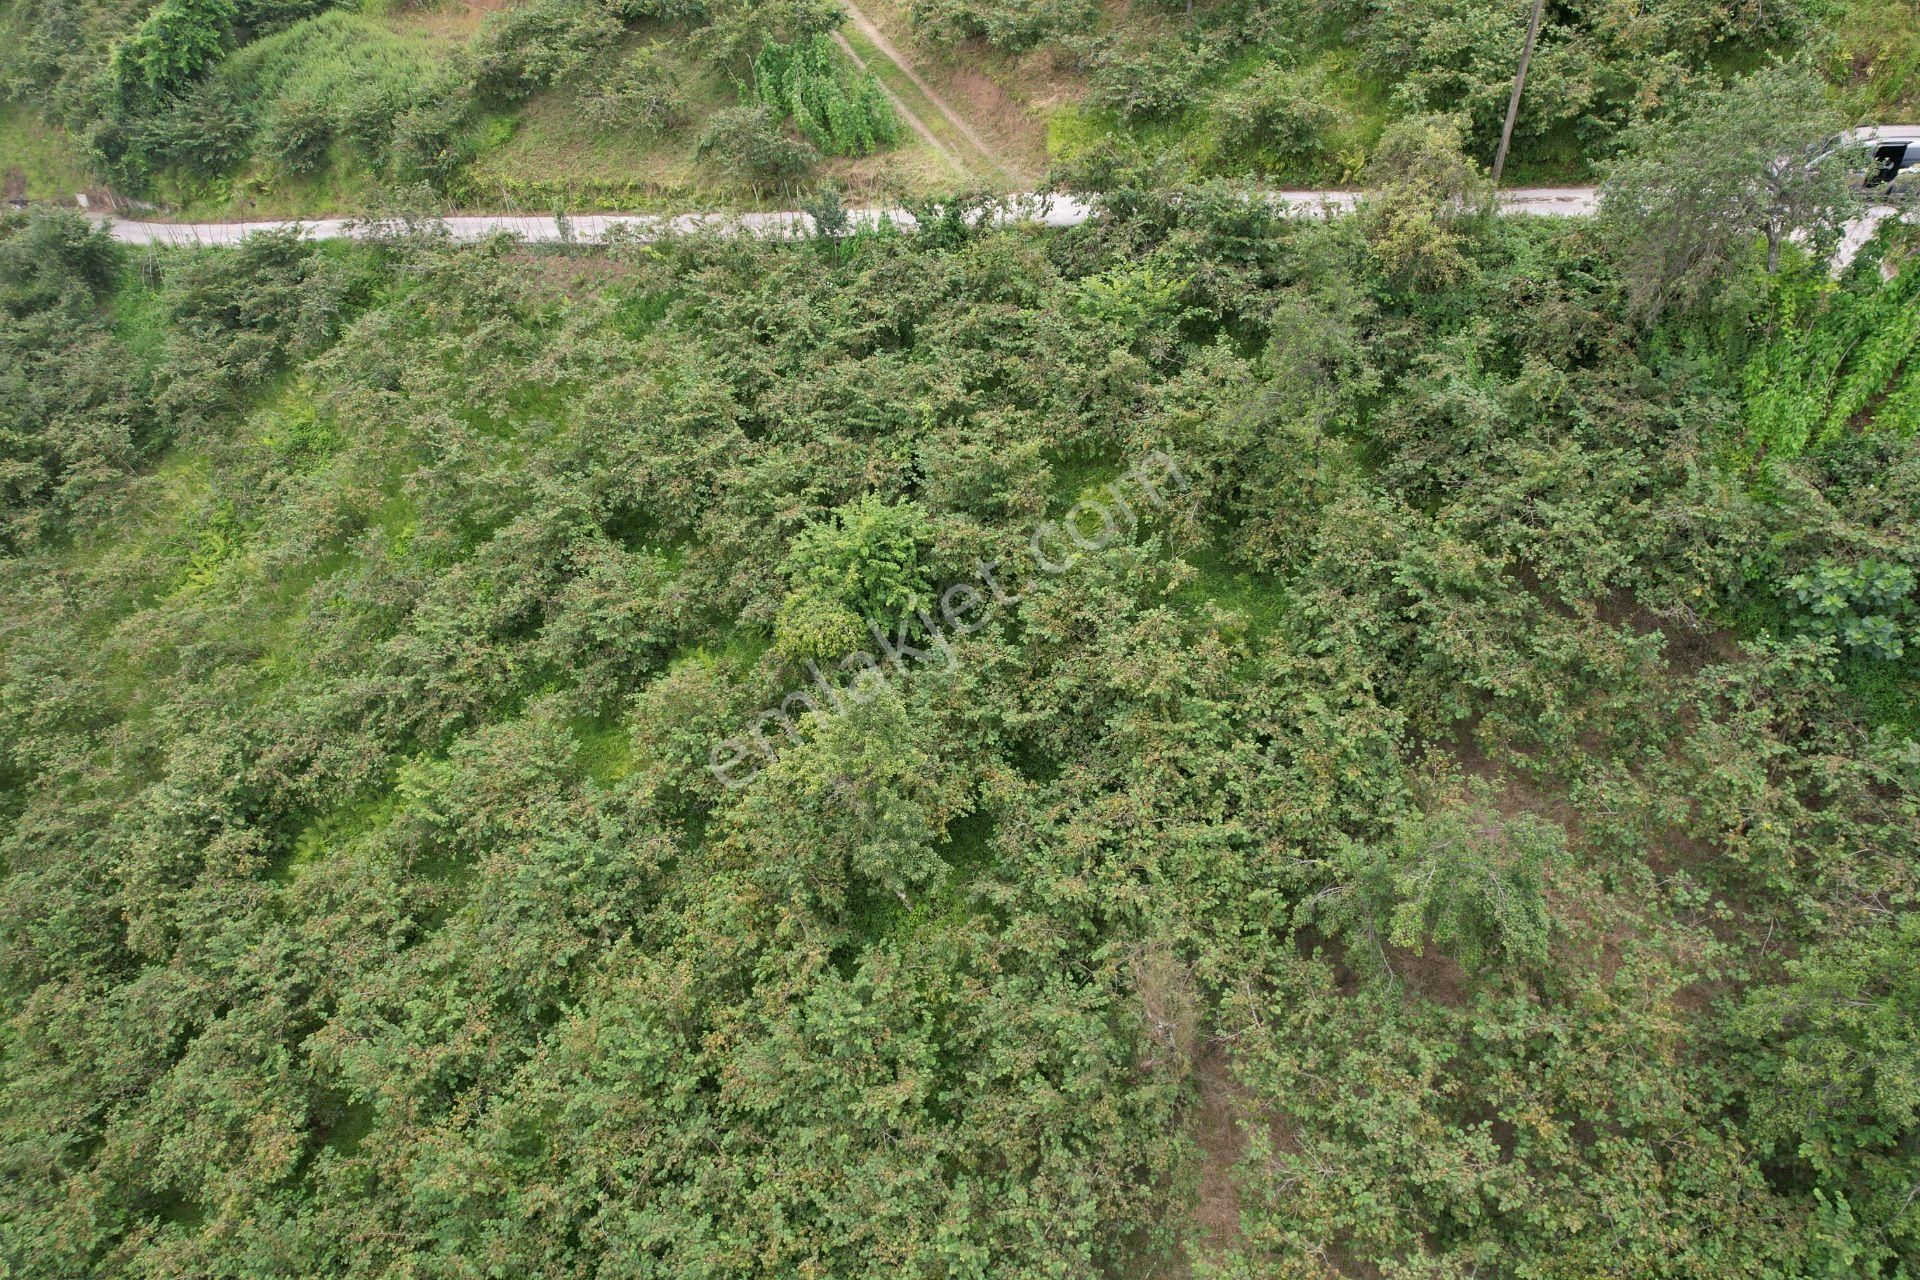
left=2, top=174, right=1919, bottom=1277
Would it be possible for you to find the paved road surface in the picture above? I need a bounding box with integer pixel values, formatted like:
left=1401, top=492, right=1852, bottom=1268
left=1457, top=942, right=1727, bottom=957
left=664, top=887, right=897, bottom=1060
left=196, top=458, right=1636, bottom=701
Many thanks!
left=1834, top=204, right=1910, bottom=272
left=95, top=189, right=1603, bottom=247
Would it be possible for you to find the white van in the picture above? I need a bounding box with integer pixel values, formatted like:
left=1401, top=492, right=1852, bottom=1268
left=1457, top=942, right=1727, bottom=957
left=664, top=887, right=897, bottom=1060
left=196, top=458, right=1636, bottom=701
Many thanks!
left=1829, top=125, right=1920, bottom=191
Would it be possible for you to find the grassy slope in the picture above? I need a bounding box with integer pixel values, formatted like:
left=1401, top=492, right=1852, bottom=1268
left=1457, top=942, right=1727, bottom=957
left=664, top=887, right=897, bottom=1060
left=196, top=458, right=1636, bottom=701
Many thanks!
left=0, top=0, right=932, bottom=220
left=856, top=0, right=1064, bottom=179
left=465, top=46, right=961, bottom=211
left=1829, top=0, right=1920, bottom=118
left=150, top=0, right=966, bottom=218
left=158, top=4, right=478, bottom=218
left=851, top=0, right=1439, bottom=187
left=0, top=103, right=97, bottom=203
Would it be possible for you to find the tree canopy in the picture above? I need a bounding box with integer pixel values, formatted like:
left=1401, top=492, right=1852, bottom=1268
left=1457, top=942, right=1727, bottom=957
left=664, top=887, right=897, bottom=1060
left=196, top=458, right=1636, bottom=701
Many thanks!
left=1, top=191, right=1919, bottom=1277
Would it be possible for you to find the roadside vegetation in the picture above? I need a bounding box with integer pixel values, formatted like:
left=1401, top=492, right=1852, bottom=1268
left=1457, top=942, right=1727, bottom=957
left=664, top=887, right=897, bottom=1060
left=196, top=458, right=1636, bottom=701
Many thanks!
left=0, top=0, right=928, bottom=215
left=7, top=0, right=1920, bottom=212
left=3, top=99, right=1919, bottom=1274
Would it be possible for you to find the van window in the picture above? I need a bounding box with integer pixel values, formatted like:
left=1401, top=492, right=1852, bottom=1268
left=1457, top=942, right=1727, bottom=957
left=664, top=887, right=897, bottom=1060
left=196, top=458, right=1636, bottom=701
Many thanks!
left=1870, top=143, right=1908, bottom=186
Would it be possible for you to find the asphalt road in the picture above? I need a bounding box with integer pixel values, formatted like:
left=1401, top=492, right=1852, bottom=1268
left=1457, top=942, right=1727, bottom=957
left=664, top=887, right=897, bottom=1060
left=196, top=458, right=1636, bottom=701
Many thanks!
left=94, top=188, right=1603, bottom=247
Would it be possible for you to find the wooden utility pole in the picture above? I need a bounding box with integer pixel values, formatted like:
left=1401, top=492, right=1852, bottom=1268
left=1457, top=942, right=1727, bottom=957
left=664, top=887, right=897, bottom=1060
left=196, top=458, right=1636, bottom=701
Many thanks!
left=1491, top=0, right=1547, bottom=187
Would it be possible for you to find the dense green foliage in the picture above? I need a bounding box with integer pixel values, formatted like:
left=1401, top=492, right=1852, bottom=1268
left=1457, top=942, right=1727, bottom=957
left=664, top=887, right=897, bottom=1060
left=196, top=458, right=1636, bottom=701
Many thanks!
left=219, top=12, right=452, bottom=176
left=0, top=213, right=154, bottom=552
left=752, top=33, right=898, bottom=157
left=1598, top=66, right=1860, bottom=320
left=0, top=0, right=855, bottom=202
left=107, top=0, right=235, bottom=105
left=1745, top=251, right=1920, bottom=456
left=2, top=176, right=1919, bottom=1277
left=774, top=492, right=934, bottom=658
left=1010, top=0, right=1864, bottom=185
left=694, top=102, right=818, bottom=186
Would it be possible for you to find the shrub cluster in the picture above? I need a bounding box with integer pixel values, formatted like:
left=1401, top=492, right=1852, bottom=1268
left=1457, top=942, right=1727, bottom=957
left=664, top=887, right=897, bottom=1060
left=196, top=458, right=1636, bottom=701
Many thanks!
left=752, top=34, right=899, bottom=156
left=4, top=189, right=1919, bottom=1277
left=696, top=103, right=818, bottom=187
left=0, top=0, right=850, bottom=201
left=912, top=0, right=1812, bottom=178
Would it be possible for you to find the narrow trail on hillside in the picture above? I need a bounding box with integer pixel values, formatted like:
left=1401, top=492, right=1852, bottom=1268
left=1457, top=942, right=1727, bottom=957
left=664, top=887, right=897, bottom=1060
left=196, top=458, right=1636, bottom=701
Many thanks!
left=830, top=31, right=968, bottom=179
left=837, top=0, right=1007, bottom=181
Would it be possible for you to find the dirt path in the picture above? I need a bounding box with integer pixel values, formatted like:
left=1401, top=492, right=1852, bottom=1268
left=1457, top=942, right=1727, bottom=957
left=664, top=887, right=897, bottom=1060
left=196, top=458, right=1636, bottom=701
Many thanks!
left=830, top=31, right=968, bottom=179
left=838, top=0, right=1005, bottom=179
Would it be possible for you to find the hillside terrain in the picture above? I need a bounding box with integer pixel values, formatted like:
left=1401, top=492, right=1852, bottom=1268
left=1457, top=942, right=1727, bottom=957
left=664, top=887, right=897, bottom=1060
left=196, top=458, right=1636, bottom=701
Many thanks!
left=5, top=0, right=1920, bottom=1272
left=5, top=0, right=1920, bottom=214
left=1, top=0, right=980, bottom=216
left=3, top=132, right=1920, bottom=1271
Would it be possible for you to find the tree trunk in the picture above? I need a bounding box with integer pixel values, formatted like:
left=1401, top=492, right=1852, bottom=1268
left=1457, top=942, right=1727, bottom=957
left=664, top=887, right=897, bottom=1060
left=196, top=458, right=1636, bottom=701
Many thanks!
left=1491, top=0, right=1548, bottom=187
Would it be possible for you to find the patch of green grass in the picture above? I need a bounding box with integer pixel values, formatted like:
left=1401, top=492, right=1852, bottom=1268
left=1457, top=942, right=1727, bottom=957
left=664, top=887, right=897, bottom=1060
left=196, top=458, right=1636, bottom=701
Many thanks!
left=1045, top=103, right=1108, bottom=166
left=320, top=1098, right=375, bottom=1157
left=609, top=283, right=683, bottom=340
left=571, top=717, right=635, bottom=784
left=462, top=75, right=710, bottom=210
left=273, top=789, right=401, bottom=885
left=839, top=807, right=998, bottom=966
left=1049, top=45, right=1392, bottom=185
left=900, top=808, right=999, bottom=931
left=1046, top=98, right=1199, bottom=172
left=0, top=103, right=95, bottom=203
left=1177, top=544, right=1289, bottom=648
left=74, top=451, right=216, bottom=592
left=1191, top=48, right=1388, bottom=184
left=934, top=807, right=996, bottom=882
left=221, top=11, right=448, bottom=110
left=1830, top=0, right=1920, bottom=117
left=1839, top=650, right=1920, bottom=736
left=153, top=1194, right=205, bottom=1229
left=110, top=263, right=170, bottom=374
left=177, top=144, right=389, bottom=220
left=1046, top=450, right=1128, bottom=507
left=690, top=627, right=774, bottom=673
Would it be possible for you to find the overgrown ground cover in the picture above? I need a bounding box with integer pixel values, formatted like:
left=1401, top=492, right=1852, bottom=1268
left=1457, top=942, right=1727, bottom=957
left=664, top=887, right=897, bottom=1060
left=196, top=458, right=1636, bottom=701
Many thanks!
left=0, top=102, right=98, bottom=202
left=941, top=0, right=1920, bottom=187
left=3, top=124, right=1920, bottom=1276
left=8, top=0, right=1920, bottom=214
left=0, top=0, right=941, bottom=217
